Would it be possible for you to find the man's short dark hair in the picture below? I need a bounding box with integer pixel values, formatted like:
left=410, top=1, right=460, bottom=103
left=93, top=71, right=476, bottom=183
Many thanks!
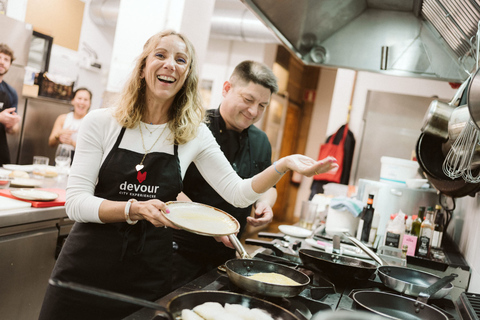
left=0, top=43, right=15, bottom=62
left=230, top=60, right=278, bottom=94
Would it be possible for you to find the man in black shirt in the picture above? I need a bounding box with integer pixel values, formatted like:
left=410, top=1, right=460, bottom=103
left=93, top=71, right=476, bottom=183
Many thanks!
left=0, top=43, right=20, bottom=165
left=173, top=60, right=279, bottom=288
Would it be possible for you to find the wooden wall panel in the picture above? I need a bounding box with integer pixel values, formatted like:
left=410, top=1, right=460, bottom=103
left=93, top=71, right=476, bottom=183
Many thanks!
left=25, top=0, right=85, bottom=51
left=271, top=54, right=322, bottom=225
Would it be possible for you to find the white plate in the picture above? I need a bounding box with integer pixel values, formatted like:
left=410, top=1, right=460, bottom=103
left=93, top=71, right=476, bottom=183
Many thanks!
left=278, top=225, right=312, bottom=238
left=3, top=164, right=34, bottom=172
left=10, top=178, right=43, bottom=188
left=10, top=189, right=58, bottom=201
left=305, top=238, right=372, bottom=260
left=165, top=201, right=239, bottom=236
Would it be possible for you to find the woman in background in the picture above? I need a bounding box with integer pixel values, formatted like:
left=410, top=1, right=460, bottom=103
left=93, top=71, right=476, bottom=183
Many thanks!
left=48, top=87, right=92, bottom=150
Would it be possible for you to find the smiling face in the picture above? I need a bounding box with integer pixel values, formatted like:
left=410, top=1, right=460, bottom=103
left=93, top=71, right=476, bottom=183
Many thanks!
left=72, top=89, right=91, bottom=118
left=220, top=80, right=272, bottom=132
left=141, top=35, right=190, bottom=109
left=0, top=52, right=12, bottom=77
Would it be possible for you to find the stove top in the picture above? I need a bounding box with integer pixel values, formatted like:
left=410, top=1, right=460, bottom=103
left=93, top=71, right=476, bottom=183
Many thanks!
left=123, top=254, right=462, bottom=320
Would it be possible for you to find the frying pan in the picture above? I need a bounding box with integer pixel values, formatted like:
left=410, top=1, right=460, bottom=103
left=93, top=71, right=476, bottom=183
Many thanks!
left=352, top=291, right=448, bottom=320
left=311, top=310, right=388, bottom=320
left=298, top=248, right=377, bottom=284
left=165, top=201, right=251, bottom=258
left=224, top=258, right=310, bottom=298
left=347, top=236, right=456, bottom=299
left=50, top=279, right=301, bottom=320
left=168, top=290, right=300, bottom=319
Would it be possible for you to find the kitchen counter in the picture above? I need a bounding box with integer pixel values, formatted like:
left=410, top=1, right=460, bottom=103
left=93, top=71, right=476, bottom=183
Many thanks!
left=0, top=205, right=67, bottom=228
left=0, top=175, right=70, bottom=320
left=0, top=174, right=68, bottom=227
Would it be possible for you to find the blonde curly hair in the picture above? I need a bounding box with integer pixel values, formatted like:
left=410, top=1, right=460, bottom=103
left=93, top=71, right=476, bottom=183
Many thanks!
left=113, top=30, right=204, bottom=144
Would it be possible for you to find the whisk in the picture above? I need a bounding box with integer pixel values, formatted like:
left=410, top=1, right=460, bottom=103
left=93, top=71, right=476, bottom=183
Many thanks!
left=442, top=118, right=480, bottom=179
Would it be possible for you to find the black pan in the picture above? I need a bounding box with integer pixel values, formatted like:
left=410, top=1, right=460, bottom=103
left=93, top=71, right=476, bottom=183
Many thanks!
left=416, top=132, right=480, bottom=197
left=50, top=279, right=301, bottom=320
left=298, top=249, right=377, bottom=284
left=353, top=291, right=448, bottom=320
left=168, top=290, right=300, bottom=319
left=347, top=236, right=456, bottom=299
left=224, top=258, right=310, bottom=298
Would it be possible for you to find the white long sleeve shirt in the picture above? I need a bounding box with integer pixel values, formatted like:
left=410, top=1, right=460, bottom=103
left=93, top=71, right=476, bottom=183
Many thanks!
left=66, top=108, right=261, bottom=223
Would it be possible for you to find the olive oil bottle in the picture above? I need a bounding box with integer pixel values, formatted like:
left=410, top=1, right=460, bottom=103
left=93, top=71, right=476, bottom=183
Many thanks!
left=411, top=206, right=425, bottom=237
left=416, top=206, right=435, bottom=258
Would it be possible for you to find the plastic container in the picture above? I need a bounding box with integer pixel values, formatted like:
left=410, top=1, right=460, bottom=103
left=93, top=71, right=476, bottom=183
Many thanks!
left=380, top=157, right=419, bottom=185
left=325, top=207, right=359, bottom=237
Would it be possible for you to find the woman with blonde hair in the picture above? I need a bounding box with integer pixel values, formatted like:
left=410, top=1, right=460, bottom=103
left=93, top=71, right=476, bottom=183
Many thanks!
left=39, top=29, right=337, bottom=320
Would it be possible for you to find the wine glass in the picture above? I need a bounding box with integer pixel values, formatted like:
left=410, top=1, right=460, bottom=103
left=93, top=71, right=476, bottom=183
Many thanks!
left=55, top=144, right=73, bottom=175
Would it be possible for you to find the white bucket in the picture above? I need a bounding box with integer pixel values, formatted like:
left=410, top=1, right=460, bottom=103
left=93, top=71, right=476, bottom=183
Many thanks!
left=380, top=156, right=419, bottom=185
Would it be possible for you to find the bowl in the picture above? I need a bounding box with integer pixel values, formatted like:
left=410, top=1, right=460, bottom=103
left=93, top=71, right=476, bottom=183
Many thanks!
left=405, top=179, right=428, bottom=189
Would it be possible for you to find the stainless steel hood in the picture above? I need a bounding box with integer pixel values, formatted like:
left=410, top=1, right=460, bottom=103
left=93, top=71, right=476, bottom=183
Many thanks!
left=241, top=0, right=480, bottom=82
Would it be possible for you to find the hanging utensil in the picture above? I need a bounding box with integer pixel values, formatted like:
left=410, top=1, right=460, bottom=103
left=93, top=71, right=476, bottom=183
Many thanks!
left=422, top=79, right=470, bottom=141
left=442, top=118, right=479, bottom=179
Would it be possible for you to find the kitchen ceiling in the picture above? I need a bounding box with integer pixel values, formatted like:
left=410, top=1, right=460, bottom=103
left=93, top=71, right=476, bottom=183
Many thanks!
left=241, top=0, right=480, bottom=82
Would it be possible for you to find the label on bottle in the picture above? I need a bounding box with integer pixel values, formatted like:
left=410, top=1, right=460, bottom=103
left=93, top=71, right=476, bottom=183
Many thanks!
left=401, top=234, right=417, bottom=256
left=417, top=236, right=430, bottom=257
left=356, top=220, right=364, bottom=240
left=432, top=231, right=443, bottom=248
left=369, top=228, right=377, bottom=244
left=385, top=231, right=400, bottom=248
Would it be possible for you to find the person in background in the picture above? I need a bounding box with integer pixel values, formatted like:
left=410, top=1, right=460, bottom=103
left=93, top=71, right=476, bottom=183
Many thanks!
left=173, top=60, right=279, bottom=289
left=39, top=30, right=338, bottom=320
left=0, top=43, right=20, bottom=165
left=48, top=87, right=92, bottom=151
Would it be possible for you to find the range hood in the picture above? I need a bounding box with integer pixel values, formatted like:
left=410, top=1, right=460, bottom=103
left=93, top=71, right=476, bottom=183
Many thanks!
left=241, top=0, right=480, bottom=82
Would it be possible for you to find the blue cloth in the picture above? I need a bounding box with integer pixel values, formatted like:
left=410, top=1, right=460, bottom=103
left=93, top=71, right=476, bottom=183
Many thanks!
left=330, top=196, right=364, bottom=217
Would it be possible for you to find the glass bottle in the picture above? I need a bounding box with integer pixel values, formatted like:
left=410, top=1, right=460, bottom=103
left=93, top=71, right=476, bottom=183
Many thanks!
left=405, top=215, right=413, bottom=234
left=358, top=194, right=375, bottom=242
left=416, top=206, right=435, bottom=258
left=411, top=206, right=425, bottom=237
left=431, top=205, right=445, bottom=248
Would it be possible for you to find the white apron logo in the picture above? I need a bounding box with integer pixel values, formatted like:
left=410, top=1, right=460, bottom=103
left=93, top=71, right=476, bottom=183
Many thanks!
left=119, top=181, right=159, bottom=198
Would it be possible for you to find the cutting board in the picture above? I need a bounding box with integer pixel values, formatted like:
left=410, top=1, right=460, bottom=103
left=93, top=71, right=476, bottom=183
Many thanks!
left=0, top=196, right=32, bottom=210
left=0, top=188, right=66, bottom=208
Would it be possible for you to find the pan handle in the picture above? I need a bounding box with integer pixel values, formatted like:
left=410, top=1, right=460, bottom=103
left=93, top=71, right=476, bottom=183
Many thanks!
left=48, top=278, right=173, bottom=320
left=417, top=273, right=458, bottom=304
left=344, top=234, right=387, bottom=266
left=257, top=231, right=287, bottom=240
left=244, top=238, right=285, bottom=256
left=228, top=234, right=252, bottom=259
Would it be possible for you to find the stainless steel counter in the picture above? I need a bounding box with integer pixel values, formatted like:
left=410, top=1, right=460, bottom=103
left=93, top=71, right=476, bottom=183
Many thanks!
left=0, top=205, right=67, bottom=228
left=0, top=176, right=71, bottom=320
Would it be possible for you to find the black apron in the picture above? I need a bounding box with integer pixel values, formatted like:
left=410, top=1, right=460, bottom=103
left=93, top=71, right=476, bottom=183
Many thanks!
left=0, top=90, right=11, bottom=165
left=39, top=127, right=183, bottom=320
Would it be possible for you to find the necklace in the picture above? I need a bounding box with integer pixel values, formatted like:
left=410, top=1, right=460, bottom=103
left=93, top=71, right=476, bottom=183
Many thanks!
left=143, top=122, right=162, bottom=135
left=136, top=122, right=168, bottom=171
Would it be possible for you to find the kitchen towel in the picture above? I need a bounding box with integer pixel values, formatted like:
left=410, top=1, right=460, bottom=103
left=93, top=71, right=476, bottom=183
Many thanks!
left=329, top=196, right=364, bottom=217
